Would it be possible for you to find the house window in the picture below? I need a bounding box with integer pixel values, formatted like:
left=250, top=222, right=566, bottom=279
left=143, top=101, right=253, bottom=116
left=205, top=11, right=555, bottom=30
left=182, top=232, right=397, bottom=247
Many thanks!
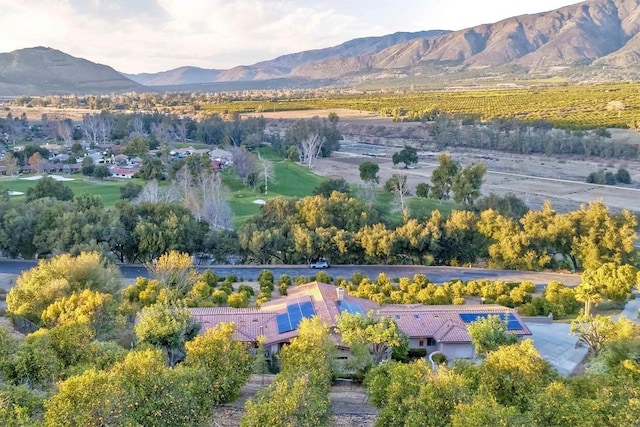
left=418, top=339, right=424, bottom=347
left=426, top=338, right=436, bottom=346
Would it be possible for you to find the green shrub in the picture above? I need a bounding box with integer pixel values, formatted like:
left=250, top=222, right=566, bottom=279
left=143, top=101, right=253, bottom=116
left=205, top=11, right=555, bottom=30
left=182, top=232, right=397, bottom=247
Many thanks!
left=294, top=275, right=309, bottom=285
left=277, top=274, right=292, bottom=287
left=315, top=271, right=332, bottom=284
left=238, top=284, right=255, bottom=297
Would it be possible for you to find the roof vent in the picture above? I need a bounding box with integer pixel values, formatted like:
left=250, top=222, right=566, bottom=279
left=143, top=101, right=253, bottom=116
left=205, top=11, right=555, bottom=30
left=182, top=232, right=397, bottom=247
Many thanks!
left=336, top=286, right=345, bottom=302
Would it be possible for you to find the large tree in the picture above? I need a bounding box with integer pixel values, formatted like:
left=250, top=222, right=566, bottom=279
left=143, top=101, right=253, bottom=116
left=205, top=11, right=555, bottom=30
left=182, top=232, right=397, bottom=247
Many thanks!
left=284, top=116, right=341, bottom=169
left=391, top=146, right=418, bottom=168
left=452, top=162, right=487, bottom=206
left=571, top=314, right=636, bottom=356
left=467, top=314, right=518, bottom=358
left=576, top=263, right=638, bottom=315
left=182, top=322, right=253, bottom=404
left=384, top=174, right=410, bottom=211
left=337, top=312, right=407, bottom=365
left=6, top=252, right=121, bottom=325
left=25, top=177, right=74, bottom=202
left=134, top=302, right=200, bottom=366
left=359, top=160, right=380, bottom=201
left=430, top=153, right=460, bottom=201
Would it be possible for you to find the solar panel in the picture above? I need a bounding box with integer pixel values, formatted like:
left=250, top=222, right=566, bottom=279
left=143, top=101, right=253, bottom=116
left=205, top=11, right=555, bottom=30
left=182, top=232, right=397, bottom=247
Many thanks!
left=276, top=313, right=293, bottom=333
left=338, top=301, right=365, bottom=316
left=459, top=312, right=523, bottom=331
left=276, top=301, right=316, bottom=333
left=300, top=301, right=315, bottom=317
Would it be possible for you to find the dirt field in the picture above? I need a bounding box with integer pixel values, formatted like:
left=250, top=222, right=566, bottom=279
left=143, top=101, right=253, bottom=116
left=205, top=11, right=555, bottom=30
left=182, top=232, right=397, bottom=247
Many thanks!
left=256, top=109, right=640, bottom=213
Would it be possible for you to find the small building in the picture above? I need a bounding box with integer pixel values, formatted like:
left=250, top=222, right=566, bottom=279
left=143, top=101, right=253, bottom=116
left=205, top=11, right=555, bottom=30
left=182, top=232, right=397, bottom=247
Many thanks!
left=109, top=166, right=138, bottom=179
left=190, top=282, right=531, bottom=362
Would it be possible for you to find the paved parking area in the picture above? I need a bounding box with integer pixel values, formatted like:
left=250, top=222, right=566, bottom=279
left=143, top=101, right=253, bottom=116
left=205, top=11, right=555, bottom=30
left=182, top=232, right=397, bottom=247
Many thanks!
left=527, top=322, right=587, bottom=376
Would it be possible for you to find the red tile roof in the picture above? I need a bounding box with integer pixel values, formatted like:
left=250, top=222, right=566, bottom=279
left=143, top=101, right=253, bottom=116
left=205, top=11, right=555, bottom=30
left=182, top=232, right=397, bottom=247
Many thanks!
left=189, top=282, right=531, bottom=347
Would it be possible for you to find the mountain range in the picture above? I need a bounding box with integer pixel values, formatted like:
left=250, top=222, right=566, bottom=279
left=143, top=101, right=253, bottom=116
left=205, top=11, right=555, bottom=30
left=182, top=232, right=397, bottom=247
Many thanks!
left=2, top=0, right=640, bottom=95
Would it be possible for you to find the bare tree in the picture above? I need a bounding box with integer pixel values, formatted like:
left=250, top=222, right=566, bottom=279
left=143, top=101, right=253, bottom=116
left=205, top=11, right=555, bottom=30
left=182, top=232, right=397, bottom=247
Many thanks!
left=174, top=119, right=188, bottom=143
left=98, top=114, right=114, bottom=144
left=56, top=119, right=73, bottom=147
left=385, top=174, right=411, bottom=211
left=172, top=165, right=232, bottom=229
left=135, top=180, right=179, bottom=204
left=151, top=122, right=174, bottom=143
left=81, top=114, right=101, bottom=146
left=257, top=149, right=275, bottom=194
left=229, top=146, right=256, bottom=186
left=298, top=133, right=324, bottom=170
left=128, top=115, right=146, bottom=138
left=199, top=171, right=232, bottom=229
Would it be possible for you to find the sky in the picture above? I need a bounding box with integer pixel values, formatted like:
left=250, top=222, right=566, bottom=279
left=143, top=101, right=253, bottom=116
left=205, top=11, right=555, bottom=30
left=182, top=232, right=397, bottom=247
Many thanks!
left=0, top=0, right=579, bottom=74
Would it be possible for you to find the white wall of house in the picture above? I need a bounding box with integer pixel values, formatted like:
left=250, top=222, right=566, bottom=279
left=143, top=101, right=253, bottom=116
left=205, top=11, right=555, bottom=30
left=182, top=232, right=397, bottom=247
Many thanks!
left=439, top=343, right=475, bottom=360
left=409, top=337, right=438, bottom=353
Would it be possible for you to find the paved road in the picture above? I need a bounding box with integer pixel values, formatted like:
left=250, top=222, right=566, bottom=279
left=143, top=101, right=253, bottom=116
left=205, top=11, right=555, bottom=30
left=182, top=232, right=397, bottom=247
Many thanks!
left=0, top=259, right=581, bottom=288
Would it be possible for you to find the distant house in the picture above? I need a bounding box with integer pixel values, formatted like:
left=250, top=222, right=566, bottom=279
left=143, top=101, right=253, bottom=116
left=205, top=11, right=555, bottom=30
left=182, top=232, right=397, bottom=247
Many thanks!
left=109, top=166, right=138, bottom=179
left=190, top=282, right=531, bottom=362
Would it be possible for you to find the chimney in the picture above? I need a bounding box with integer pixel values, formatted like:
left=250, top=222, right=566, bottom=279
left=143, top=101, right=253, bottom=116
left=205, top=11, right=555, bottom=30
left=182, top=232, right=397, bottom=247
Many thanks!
left=336, top=287, right=345, bottom=302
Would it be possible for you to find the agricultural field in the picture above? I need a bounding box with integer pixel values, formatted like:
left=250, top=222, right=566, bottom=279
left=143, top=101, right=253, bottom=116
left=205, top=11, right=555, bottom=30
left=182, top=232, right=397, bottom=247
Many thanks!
left=204, top=83, right=640, bottom=130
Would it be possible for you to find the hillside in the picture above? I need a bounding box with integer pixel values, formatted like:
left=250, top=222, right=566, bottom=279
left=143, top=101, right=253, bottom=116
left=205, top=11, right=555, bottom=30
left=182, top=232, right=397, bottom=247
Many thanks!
left=126, top=0, right=640, bottom=87
left=0, top=47, right=140, bottom=95
left=126, top=30, right=448, bottom=85
left=4, top=0, right=640, bottom=94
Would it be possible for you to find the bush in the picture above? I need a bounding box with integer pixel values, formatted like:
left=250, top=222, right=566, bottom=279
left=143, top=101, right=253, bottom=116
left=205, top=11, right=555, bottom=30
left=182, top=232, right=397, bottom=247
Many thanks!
left=278, top=283, right=288, bottom=296
left=277, top=274, right=292, bottom=287
left=219, top=282, right=234, bottom=295
left=616, top=167, right=631, bottom=184
left=211, top=290, right=228, bottom=305
left=223, top=275, right=238, bottom=283
left=315, top=271, right=332, bottom=284
left=431, top=353, right=447, bottom=364
left=294, top=275, right=309, bottom=286
left=351, top=272, right=366, bottom=287
left=238, top=284, right=255, bottom=297
left=416, top=182, right=430, bottom=198
left=228, top=293, right=248, bottom=308
left=257, top=270, right=274, bottom=286
left=407, top=348, right=427, bottom=358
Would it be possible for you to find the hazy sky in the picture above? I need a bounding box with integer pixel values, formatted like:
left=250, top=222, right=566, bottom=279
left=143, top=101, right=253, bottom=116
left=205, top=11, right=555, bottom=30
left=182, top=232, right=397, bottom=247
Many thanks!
left=0, top=0, right=579, bottom=74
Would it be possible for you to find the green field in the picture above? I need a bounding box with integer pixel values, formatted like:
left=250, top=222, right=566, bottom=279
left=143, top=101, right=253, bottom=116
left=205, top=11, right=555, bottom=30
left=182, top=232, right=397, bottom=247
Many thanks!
left=2, top=154, right=458, bottom=227
left=224, top=150, right=327, bottom=226
left=1, top=175, right=142, bottom=206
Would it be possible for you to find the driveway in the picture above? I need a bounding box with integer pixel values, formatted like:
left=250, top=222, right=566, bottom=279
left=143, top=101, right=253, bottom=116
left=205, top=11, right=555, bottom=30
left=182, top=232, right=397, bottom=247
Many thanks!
left=616, top=292, right=640, bottom=322
left=527, top=294, right=640, bottom=376
left=526, top=322, right=587, bottom=376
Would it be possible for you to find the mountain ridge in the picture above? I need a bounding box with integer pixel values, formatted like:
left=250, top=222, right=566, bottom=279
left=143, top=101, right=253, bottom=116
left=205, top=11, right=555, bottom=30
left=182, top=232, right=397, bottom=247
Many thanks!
left=3, top=0, right=640, bottom=95
left=0, top=46, right=140, bottom=95
left=126, top=0, right=640, bottom=86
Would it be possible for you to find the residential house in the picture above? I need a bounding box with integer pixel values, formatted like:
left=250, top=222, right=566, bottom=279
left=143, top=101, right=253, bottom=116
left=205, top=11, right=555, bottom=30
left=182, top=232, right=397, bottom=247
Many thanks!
left=109, top=166, right=138, bottom=179
left=190, top=282, right=531, bottom=362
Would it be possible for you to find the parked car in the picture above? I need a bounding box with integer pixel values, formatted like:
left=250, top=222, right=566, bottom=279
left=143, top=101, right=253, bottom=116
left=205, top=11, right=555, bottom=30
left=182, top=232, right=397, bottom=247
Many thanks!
left=309, top=260, right=329, bottom=269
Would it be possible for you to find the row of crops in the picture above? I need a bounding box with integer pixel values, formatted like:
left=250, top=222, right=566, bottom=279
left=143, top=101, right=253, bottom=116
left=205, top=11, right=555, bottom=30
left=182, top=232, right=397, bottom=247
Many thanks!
left=199, top=83, right=640, bottom=130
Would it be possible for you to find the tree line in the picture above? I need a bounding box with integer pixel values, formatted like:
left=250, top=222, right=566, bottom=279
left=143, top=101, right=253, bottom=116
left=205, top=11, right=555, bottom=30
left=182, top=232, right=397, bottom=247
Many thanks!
left=1, top=172, right=636, bottom=271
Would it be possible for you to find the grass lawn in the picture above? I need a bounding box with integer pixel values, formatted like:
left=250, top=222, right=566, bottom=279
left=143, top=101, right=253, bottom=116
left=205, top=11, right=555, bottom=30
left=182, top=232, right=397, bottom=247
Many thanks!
left=409, top=197, right=459, bottom=218
left=224, top=152, right=327, bottom=227
left=1, top=174, right=143, bottom=207
left=225, top=147, right=462, bottom=227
